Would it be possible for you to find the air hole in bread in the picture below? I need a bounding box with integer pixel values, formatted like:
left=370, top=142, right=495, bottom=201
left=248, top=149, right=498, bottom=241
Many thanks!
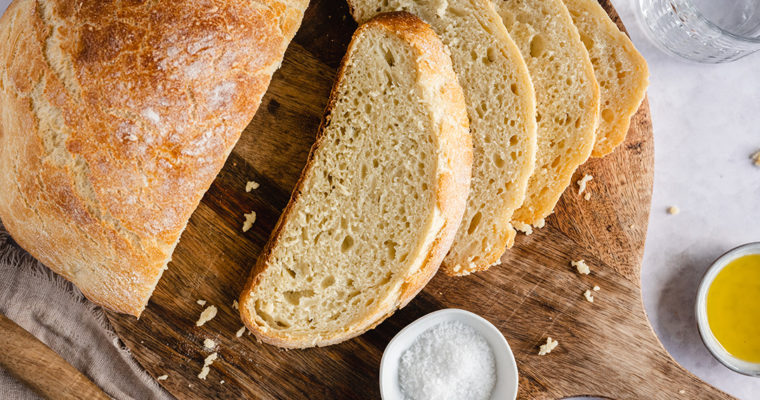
left=467, top=211, right=482, bottom=235
left=340, top=235, right=354, bottom=253
left=529, top=34, right=547, bottom=58
left=286, top=268, right=297, bottom=279
left=320, top=275, right=335, bottom=289
left=493, top=153, right=505, bottom=168
left=284, top=289, right=315, bottom=306
left=510, top=83, right=518, bottom=95
left=486, top=47, right=497, bottom=63
left=384, top=49, right=395, bottom=67
left=602, top=108, right=614, bottom=123
left=579, top=32, right=593, bottom=50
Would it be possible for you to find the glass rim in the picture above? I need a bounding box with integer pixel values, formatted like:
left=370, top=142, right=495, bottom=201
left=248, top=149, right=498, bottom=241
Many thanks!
left=685, top=0, right=760, bottom=44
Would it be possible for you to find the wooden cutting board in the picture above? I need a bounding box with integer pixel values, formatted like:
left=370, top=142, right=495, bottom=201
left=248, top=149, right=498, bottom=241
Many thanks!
left=106, top=1, right=732, bottom=398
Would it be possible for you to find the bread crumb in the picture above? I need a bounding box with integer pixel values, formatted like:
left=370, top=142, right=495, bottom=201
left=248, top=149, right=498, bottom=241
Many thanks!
left=584, top=192, right=591, bottom=201
left=198, top=352, right=218, bottom=380
left=751, top=150, right=760, bottom=166
left=678, top=389, right=686, bottom=394
left=236, top=326, right=246, bottom=337
left=245, top=180, right=260, bottom=192
left=242, top=211, right=257, bottom=232
left=203, top=338, right=216, bottom=350
left=571, top=260, right=590, bottom=275
left=593, top=285, right=600, bottom=291
left=533, top=218, right=545, bottom=229
left=538, top=337, right=558, bottom=355
left=629, top=224, right=635, bottom=229
left=667, top=206, right=680, bottom=215
left=577, top=174, right=593, bottom=195
left=583, top=289, right=594, bottom=302
left=513, top=221, right=533, bottom=235
left=220, top=380, right=225, bottom=384
left=157, top=375, right=168, bottom=381
left=196, top=305, right=217, bottom=327
left=232, top=300, right=239, bottom=310
left=196, top=299, right=206, bottom=306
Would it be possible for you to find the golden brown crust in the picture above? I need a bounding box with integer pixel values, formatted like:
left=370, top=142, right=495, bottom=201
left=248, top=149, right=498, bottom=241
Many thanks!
left=0, top=0, right=308, bottom=316
left=239, top=12, right=472, bottom=348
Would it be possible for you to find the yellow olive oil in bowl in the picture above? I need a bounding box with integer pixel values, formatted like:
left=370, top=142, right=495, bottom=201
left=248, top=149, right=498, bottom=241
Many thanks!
left=697, top=243, right=760, bottom=376
left=707, top=254, right=760, bottom=362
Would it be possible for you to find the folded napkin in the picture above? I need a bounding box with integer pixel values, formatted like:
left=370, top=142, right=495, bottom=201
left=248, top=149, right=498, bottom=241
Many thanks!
left=0, top=222, right=172, bottom=400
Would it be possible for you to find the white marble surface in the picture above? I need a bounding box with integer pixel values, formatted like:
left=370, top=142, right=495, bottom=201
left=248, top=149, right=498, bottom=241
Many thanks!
left=0, top=0, right=758, bottom=398
left=610, top=1, right=760, bottom=399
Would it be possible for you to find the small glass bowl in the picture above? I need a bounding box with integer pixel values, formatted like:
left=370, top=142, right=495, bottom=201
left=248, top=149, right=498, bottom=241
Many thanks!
left=695, top=242, right=760, bottom=376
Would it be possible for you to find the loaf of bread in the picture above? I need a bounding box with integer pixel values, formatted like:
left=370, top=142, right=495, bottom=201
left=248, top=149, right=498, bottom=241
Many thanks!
left=239, top=12, right=472, bottom=348
left=563, top=0, right=649, bottom=157
left=348, top=0, right=538, bottom=275
left=0, top=0, right=308, bottom=316
left=494, top=0, right=600, bottom=225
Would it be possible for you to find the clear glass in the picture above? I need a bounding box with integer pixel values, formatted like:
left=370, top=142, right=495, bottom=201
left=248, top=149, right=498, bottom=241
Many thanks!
left=639, top=0, right=760, bottom=63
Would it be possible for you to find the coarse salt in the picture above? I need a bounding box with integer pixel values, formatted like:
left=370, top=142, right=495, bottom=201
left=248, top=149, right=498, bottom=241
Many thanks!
left=398, top=321, right=496, bottom=400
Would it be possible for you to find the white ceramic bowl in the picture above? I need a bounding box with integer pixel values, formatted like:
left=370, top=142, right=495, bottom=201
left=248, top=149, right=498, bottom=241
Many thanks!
left=379, top=308, right=518, bottom=400
left=696, top=241, right=760, bottom=376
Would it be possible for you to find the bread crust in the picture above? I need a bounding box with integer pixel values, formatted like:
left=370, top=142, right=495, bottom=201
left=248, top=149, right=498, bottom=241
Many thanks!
left=501, top=0, right=601, bottom=225
left=0, top=0, right=308, bottom=316
left=239, top=12, right=472, bottom=348
left=563, top=0, right=649, bottom=157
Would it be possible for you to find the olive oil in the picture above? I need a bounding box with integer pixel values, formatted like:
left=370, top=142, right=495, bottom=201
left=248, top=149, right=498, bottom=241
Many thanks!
left=706, top=254, right=760, bottom=363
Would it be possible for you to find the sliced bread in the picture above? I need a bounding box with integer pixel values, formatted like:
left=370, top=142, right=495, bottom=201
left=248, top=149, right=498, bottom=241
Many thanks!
left=349, top=0, right=538, bottom=275
left=494, top=0, right=600, bottom=225
left=563, top=0, right=649, bottom=157
left=239, top=12, right=472, bottom=348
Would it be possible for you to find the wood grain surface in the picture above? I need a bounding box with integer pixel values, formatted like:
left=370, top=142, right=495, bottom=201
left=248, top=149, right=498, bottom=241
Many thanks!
left=0, top=315, right=109, bottom=400
left=106, top=1, right=732, bottom=398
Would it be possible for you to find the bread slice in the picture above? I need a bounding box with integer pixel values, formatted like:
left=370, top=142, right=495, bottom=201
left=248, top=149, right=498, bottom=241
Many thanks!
left=563, top=0, right=649, bottom=157
left=348, top=0, right=538, bottom=275
left=0, top=0, right=308, bottom=316
left=494, top=0, right=600, bottom=225
left=239, top=12, right=472, bottom=348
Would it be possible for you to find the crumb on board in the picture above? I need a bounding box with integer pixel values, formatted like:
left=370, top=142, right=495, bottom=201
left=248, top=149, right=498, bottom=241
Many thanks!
left=513, top=221, right=533, bottom=235
left=538, top=337, right=558, bottom=356
left=571, top=259, right=590, bottom=275
left=220, top=380, right=225, bottom=385
left=203, top=338, right=216, bottom=350
left=196, top=305, right=218, bottom=327
left=232, top=299, right=239, bottom=310
left=242, top=211, right=257, bottom=232
left=583, top=289, right=595, bottom=302
left=629, top=224, right=635, bottom=229
left=593, top=285, right=600, bottom=291
left=236, top=326, right=246, bottom=338
left=751, top=150, right=760, bottom=167
left=679, top=389, right=686, bottom=395
left=196, top=299, right=206, bottom=306
left=667, top=206, right=680, bottom=215
left=533, top=218, right=546, bottom=229
left=198, top=352, right=218, bottom=380
left=245, top=180, right=260, bottom=192
left=157, top=375, right=168, bottom=381
left=577, top=174, right=593, bottom=195
left=584, top=192, right=591, bottom=201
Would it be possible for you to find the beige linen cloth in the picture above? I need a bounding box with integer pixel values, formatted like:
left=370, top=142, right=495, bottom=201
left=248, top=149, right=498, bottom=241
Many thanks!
left=0, top=222, right=172, bottom=399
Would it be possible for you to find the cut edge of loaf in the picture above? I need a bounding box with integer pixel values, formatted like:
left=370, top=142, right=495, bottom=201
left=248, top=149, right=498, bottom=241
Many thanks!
left=563, top=0, right=649, bottom=157
left=239, top=12, right=472, bottom=348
